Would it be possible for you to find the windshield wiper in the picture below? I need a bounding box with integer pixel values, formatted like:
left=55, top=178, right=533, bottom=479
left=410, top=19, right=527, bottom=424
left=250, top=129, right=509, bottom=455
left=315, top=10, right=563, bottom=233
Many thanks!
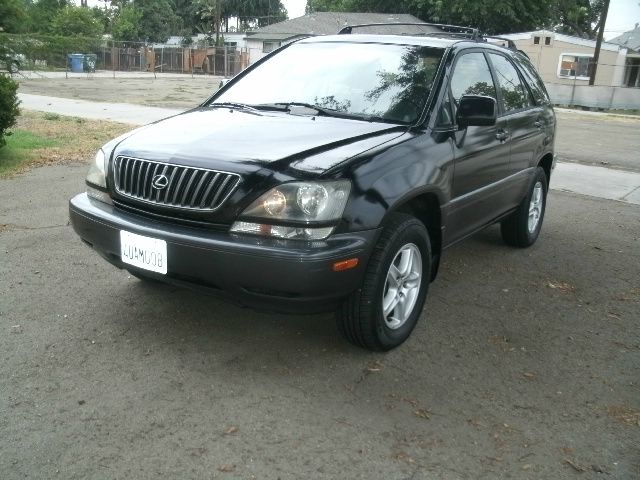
left=258, top=102, right=401, bottom=124
left=209, top=102, right=261, bottom=113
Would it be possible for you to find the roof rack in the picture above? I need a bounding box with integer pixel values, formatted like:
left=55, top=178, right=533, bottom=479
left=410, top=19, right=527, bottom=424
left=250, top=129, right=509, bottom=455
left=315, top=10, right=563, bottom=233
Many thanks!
left=337, top=23, right=523, bottom=53
left=338, top=22, right=480, bottom=39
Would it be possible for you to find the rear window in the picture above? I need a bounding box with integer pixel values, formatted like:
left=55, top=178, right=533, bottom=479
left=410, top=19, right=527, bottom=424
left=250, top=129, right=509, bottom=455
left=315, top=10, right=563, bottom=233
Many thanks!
left=512, top=54, right=550, bottom=105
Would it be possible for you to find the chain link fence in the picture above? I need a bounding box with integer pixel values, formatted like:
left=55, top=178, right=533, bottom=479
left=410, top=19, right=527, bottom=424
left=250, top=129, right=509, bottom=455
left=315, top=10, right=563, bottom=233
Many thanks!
left=0, top=33, right=249, bottom=78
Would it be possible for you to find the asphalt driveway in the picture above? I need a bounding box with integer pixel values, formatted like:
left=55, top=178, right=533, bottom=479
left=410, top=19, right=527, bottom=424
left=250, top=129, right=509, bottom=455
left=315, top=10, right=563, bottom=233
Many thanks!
left=1, top=164, right=638, bottom=479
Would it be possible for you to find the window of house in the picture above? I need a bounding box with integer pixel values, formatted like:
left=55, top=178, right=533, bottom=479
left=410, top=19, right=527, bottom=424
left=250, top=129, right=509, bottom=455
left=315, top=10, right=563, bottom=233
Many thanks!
left=545, top=36, right=552, bottom=45
left=558, top=54, right=592, bottom=79
left=262, top=42, right=279, bottom=53
left=533, top=36, right=540, bottom=45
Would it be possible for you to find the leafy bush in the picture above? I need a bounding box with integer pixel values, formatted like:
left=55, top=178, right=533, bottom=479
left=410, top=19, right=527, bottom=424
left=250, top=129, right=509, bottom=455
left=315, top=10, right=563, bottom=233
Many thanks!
left=0, top=74, right=20, bottom=149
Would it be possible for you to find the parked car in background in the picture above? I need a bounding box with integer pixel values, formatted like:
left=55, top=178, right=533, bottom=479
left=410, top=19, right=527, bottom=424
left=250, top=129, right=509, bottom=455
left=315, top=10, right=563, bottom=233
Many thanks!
left=3, top=52, right=25, bottom=73
left=70, top=23, right=556, bottom=351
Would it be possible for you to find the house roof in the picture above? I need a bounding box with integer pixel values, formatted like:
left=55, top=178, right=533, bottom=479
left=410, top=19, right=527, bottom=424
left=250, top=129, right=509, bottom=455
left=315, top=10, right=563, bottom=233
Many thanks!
left=609, top=24, right=640, bottom=52
left=246, top=12, right=430, bottom=40
left=501, top=30, right=622, bottom=53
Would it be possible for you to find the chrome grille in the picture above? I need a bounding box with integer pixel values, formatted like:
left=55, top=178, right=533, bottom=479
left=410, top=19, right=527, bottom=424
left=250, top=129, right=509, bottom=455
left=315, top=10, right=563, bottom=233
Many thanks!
left=113, top=156, right=241, bottom=211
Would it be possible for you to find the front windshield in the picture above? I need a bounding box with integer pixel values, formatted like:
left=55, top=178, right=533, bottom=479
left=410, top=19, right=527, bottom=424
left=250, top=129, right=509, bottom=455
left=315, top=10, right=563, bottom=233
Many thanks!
left=214, top=41, right=445, bottom=124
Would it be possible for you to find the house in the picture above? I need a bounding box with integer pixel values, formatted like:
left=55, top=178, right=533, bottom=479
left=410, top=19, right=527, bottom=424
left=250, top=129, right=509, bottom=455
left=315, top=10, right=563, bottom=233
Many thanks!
left=499, top=30, right=640, bottom=109
left=245, top=12, right=427, bottom=64
left=609, top=23, right=640, bottom=88
left=500, top=30, right=629, bottom=87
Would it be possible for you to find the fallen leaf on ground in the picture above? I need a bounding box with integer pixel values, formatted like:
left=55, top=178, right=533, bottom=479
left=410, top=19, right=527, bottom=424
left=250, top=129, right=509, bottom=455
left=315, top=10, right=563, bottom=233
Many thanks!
left=523, top=372, right=537, bottom=380
left=522, top=464, right=531, bottom=470
left=224, top=426, right=238, bottom=435
left=392, top=451, right=415, bottom=464
left=366, top=360, right=383, bottom=373
left=547, top=282, right=575, bottom=293
left=217, top=464, right=236, bottom=472
left=607, top=405, right=640, bottom=426
left=402, top=397, right=419, bottom=408
left=591, top=464, right=609, bottom=474
left=564, top=458, right=587, bottom=472
left=414, top=409, right=431, bottom=419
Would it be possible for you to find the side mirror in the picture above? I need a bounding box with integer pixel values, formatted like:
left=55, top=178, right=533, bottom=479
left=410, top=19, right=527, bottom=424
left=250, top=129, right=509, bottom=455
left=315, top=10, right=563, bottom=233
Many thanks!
left=456, top=95, right=497, bottom=129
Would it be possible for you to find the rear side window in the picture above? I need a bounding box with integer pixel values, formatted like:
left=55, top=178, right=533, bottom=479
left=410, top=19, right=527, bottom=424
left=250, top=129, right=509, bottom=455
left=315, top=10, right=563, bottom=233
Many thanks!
left=450, top=52, right=497, bottom=112
left=512, top=54, right=551, bottom=105
left=487, top=53, right=531, bottom=113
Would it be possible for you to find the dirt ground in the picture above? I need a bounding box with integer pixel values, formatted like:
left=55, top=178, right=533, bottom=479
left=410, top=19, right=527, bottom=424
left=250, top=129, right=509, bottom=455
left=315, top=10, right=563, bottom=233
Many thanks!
left=17, top=76, right=640, bottom=172
left=18, top=76, right=221, bottom=109
left=1, top=162, right=638, bottom=479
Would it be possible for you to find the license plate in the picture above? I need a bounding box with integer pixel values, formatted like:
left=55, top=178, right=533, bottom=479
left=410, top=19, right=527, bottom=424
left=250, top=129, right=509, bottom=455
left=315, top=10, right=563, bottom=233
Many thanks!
left=120, top=230, right=167, bottom=274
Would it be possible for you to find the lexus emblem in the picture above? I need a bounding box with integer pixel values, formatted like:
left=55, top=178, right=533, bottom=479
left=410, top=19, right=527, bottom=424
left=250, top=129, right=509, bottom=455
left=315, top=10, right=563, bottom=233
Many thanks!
left=151, top=174, right=169, bottom=190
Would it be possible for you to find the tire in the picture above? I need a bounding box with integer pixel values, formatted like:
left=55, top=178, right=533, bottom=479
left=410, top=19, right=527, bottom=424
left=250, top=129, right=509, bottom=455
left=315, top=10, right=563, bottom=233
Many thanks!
left=337, top=213, right=431, bottom=351
left=8, top=61, right=19, bottom=74
left=501, top=166, right=548, bottom=248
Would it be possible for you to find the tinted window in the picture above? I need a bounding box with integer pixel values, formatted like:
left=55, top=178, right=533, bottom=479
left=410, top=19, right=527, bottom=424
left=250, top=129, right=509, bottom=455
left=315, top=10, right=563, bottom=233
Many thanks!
left=512, top=54, right=550, bottom=105
left=450, top=52, right=497, bottom=113
left=488, top=53, right=531, bottom=113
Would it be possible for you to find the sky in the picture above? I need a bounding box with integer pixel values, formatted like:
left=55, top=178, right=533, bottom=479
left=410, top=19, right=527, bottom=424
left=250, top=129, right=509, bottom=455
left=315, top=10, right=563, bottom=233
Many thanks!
left=79, top=0, right=640, bottom=39
left=603, top=0, right=640, bottom=39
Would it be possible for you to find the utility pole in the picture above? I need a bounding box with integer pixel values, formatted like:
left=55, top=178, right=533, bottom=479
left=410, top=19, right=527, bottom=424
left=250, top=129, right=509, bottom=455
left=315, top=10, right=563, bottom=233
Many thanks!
left=589, top=0, right=610, bottom=86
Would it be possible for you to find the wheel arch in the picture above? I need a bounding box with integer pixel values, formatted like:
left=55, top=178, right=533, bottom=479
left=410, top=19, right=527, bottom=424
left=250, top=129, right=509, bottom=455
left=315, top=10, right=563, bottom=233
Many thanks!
left=538, top=152, right=554, bottom=184
left=385, top=190, right=443, bottom=281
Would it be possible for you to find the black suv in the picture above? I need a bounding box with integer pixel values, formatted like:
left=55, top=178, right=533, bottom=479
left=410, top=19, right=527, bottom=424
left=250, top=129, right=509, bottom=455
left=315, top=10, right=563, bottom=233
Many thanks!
left=70, top=24, right=556, bottom=351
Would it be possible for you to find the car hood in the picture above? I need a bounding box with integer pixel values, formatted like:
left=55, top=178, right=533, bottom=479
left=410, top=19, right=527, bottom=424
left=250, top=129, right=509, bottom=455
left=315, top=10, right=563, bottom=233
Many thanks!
left=113, top=108, right=407, bottom=176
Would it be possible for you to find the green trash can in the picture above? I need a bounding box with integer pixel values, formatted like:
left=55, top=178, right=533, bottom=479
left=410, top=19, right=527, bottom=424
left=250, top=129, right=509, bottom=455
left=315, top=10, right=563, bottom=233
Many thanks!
left=83, top=54, right=97, bottom=73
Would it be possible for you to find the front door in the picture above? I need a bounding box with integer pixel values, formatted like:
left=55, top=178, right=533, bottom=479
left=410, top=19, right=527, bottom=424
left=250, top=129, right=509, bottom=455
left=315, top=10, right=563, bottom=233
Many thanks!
left=444, top=50, right=511, bottom=245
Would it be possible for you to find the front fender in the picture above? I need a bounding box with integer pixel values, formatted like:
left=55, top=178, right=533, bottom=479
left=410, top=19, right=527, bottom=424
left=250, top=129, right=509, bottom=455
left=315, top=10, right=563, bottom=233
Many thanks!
left=339, top=131, right=454, bottom=232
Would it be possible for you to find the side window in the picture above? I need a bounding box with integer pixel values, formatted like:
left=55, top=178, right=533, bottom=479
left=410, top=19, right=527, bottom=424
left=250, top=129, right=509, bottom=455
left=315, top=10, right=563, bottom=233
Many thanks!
left=436, top=91, right=454, bottom=126
left=487, top=53, right=531, bottom=113
left=513, top=54, right=550, bottom=105
left=450, top=52, right=497, bottom=115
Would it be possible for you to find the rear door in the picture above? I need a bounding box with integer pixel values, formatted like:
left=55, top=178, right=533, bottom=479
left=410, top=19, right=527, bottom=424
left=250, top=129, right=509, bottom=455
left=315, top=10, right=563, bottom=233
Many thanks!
left=486, top=52, right=544, bottom=206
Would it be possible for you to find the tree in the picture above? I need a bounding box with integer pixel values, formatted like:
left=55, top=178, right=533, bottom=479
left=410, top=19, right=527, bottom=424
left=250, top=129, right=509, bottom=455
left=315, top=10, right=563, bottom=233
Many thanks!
left=111, top=5, right=142, bottom=41
left=111, top=0, right=181, bottom=43
left=26, top=0, right=71, bottom=34
left=51, top=6, right=104, bottom=37
left=552, top=0, right=604, bottom=38
left=0, top=75, right=20, bottom=151
left=0, top=0, right=29, bottom=34
left=305, top=0, right=605, bottom=38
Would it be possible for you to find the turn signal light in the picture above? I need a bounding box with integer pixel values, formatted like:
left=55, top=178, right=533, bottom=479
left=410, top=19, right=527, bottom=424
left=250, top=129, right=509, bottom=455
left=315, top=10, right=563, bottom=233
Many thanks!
left=333, top=258, right=359, bottom=272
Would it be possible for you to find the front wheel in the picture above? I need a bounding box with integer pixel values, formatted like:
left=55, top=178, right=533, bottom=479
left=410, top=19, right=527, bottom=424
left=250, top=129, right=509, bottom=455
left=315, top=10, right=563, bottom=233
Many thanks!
left=501, top=166, right=548, bottom=247
left=337, top=213, right=431, bottom=351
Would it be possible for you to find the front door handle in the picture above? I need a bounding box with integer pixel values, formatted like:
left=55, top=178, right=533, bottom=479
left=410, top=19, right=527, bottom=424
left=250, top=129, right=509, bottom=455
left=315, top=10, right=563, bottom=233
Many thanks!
left=496, top=129, right=509, bottom=142
left=534, top=120, right=543, bottom=129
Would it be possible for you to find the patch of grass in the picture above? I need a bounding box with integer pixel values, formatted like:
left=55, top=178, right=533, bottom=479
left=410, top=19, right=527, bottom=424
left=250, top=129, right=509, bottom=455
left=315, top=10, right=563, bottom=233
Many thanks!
left=43, top=112, right=61, bottom=121
left=0, top=110, right=132, bottom=177
left=0, top=131, right=58, bottom=175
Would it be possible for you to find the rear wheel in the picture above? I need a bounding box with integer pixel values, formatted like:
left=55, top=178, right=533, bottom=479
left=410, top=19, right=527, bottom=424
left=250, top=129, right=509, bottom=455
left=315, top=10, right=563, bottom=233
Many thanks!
left=501, top=167, right=548, bottom=247
left=337, top=213, right=431, bottom=351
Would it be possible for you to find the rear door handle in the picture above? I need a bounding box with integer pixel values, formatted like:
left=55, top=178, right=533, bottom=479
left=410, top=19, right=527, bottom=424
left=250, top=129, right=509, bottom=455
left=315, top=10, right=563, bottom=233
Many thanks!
left=495, top=129, right=509, bottom=142
left=534, top=121, right=543, bottom=129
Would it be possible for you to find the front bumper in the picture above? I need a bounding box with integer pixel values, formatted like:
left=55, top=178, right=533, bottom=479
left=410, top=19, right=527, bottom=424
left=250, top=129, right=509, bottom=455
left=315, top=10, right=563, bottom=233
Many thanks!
left=69, top=193, right=378, bottom=313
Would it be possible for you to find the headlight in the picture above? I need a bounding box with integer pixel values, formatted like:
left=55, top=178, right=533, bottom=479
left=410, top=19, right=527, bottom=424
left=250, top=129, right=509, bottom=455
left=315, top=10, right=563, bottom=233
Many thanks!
left=86, top=149, right=107, bottom=188
left=230, top=180, right=351, bottom=240
left=86, top=148, right=113, bottom=204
